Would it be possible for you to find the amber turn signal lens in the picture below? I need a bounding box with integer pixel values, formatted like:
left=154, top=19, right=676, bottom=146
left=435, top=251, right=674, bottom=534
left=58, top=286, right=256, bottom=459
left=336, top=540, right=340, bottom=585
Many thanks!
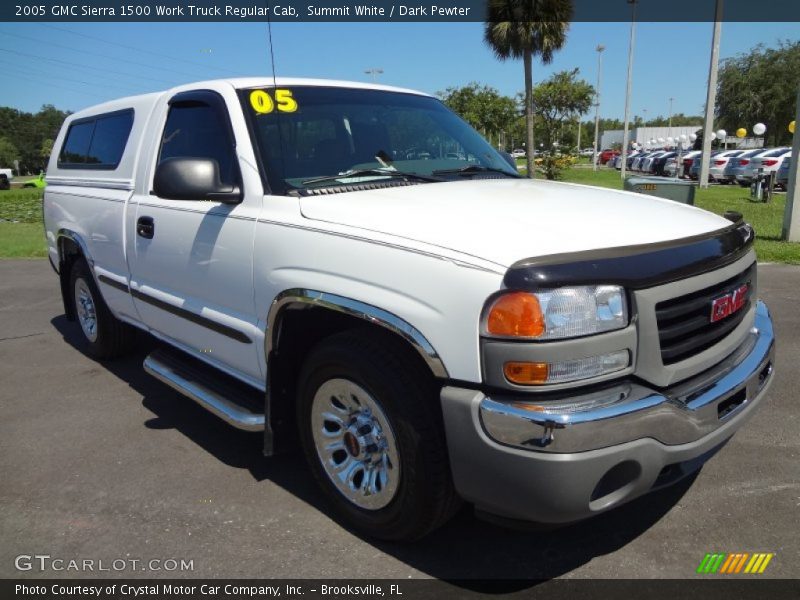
left=486, top=292, right=545, bottom=337
left=504, top=361, right=549, bottom=385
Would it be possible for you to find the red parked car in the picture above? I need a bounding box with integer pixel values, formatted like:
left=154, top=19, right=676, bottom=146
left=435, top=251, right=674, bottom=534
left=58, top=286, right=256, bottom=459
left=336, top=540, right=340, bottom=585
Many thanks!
left=598, top=149, right=620, bottom=165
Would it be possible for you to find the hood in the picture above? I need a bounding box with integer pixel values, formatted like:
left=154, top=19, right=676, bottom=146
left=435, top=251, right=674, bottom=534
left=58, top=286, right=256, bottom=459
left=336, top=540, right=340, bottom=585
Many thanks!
left=299, top=179, right=731, bottom=268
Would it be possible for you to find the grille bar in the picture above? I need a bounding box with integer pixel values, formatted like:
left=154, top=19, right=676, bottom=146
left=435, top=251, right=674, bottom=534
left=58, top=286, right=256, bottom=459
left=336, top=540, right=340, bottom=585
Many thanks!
left=656, top=264, right=755, bottom=365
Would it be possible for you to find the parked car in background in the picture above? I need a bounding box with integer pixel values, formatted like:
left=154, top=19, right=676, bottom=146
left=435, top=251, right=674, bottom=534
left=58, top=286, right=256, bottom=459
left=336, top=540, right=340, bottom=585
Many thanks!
left=579, top=148, right=595, bottom=157
left=599, top=149, right=619, bottom=165
left=510, top=149, right=526, bottom=159
left=723, top=149, right=765, bottom=185
left=663, top=150, right=700, bottom=178
left=776, top=157, right=790, bottom=189
left=631, top=151, right=657, bottom=172
left=651, top=152, right=678, bottom=176
left=641, top=151, right=668, bottom=174
left=732, top=148, right=790, bottom=186
left=691, top=150, right=744, bottom=182
left=676, top=150, right=702, bottom=178
left=0, top=167, right=13, bottom=190
left=748, top=149, right=791, bottom=184
left=614, top=150, right=642, bottom=170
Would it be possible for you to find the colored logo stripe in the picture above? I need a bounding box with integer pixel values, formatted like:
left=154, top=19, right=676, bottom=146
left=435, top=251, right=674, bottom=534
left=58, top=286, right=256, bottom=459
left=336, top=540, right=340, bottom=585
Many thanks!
left=697, top=553, right=774, bottom=574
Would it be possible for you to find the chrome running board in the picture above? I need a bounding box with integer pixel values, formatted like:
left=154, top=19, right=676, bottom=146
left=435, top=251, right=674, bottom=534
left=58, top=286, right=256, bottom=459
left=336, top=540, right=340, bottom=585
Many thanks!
left=144, top=348, right=265, bottom=432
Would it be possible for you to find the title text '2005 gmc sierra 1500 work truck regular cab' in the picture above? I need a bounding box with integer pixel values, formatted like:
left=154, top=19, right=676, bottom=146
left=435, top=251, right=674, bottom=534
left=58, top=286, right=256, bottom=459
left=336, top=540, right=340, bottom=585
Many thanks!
left=43, top=78, right=775, bottom=541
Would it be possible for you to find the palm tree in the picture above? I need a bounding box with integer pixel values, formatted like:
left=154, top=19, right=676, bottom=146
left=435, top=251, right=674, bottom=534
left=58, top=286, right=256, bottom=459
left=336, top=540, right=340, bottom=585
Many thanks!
left=484, top=0, right=573, bottom=177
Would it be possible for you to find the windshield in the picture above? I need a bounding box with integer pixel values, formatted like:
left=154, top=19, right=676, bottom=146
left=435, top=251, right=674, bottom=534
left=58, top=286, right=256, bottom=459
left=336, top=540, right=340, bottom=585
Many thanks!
left=239, top=86, right=519, bottom=195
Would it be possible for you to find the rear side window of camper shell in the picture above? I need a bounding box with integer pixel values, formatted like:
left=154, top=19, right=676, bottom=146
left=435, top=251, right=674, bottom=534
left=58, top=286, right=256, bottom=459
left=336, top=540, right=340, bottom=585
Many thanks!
left=58, top=109, right=134, bottom=169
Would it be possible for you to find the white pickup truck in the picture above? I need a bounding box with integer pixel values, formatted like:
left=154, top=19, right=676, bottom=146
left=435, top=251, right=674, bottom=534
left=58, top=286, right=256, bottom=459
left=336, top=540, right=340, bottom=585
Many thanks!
left=43, top=78, right=775, bottom=541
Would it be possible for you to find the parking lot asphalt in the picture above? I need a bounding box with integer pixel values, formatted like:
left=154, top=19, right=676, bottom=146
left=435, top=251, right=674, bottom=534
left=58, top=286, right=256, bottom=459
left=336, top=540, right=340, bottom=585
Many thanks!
left=1, top=258, right=798, bottom=583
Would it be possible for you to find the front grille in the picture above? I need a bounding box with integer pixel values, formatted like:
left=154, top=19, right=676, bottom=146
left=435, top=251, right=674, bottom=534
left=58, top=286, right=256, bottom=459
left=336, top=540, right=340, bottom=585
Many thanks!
left=655, top=264, right=756, bottom=365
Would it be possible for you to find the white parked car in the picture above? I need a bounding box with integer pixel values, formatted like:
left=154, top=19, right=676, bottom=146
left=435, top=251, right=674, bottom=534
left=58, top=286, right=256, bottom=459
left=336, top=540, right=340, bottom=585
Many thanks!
left=721, top=149, right=762, bottom=184
left=691, top=149, right=745, bottom=182
left=748, top=149, right=791, bottom=182
left=732, top=148, right=790, bottom=185
left=510, top=148, right=526, bottom=158
left=43, top=78, right=775, bottom=540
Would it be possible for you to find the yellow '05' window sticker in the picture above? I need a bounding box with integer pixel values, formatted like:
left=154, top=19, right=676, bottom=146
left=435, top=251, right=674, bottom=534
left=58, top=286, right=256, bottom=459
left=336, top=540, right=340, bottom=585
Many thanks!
left=249, top=89, right=298, bottom=114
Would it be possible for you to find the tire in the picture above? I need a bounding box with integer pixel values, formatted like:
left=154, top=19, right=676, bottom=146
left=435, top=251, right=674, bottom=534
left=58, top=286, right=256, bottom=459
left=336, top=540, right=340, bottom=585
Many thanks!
left=69, top=259, right=134, bottom=359
left=296, top=329, right=460, bottom=541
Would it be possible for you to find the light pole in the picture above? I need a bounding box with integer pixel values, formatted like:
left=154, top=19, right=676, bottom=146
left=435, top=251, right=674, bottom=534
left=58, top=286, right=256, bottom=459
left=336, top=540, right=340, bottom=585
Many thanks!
left=592, top=44, right=605, bottom=172
left=364, top=67, right=383, bottom=82
left=620, top=0, right=637, bottom=180
left=700, top=0, right=723, bottom=188
left=783, top=87, right=800, bottom=241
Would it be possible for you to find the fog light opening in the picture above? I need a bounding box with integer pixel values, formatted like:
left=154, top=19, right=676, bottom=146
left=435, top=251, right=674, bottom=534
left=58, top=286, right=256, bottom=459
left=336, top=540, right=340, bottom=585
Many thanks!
left=717, top=388, right=747, bottom=419
left=589, top=460, right=642, bottom=510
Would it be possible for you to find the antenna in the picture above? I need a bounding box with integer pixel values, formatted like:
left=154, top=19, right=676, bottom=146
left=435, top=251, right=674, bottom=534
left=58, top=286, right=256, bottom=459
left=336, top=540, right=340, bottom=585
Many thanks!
left=264, top=0, right=286, bottom=188
left=266, top=0, right=278, bottom=87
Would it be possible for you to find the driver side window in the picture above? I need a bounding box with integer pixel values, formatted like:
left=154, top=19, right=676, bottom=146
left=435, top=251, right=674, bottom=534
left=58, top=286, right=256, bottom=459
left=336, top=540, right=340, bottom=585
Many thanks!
left=159, top=101, right=238, bottom=187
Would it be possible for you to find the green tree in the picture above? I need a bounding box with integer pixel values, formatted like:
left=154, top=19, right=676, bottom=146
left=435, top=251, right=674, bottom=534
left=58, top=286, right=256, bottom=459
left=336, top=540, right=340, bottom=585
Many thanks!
left=437, top=83, right=519, bottom=146
left=0, top=137, right=19, bottom=168
left=0, top=104, right=69, bottom=173
left=530, top=69, right=594, bottom=149
left=717, top=40, right=800, bottom=146
left=40, top=139, right=54, bottom=161
left=642, top=113, right=703, bottom=127
left=484, top=0, right=573, bottom=177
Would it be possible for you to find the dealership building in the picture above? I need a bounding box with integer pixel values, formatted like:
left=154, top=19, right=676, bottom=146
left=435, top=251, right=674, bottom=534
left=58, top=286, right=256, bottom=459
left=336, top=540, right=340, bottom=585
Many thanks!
left=599, top=125, right=764, bottom=150
left=600, top=126, right=702, bottom=149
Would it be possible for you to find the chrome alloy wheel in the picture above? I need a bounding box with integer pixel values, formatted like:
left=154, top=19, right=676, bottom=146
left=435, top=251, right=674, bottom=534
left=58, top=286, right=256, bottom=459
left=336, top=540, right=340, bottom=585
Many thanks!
left=74, top=278, right=98, bottom=343
left=310, top=378, right=401, bottom=510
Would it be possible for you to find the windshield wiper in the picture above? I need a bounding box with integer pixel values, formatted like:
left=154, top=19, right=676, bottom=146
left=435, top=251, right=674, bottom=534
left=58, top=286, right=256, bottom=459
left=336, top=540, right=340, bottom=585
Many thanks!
left=302, top=168, right=442, bottom=186
left=433, top=165, right=520, bottom=178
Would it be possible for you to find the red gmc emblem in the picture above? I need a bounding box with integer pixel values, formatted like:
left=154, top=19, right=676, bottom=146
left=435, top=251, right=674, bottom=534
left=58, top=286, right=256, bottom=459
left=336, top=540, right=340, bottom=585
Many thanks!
left=710, top=284, right=749, bottom=323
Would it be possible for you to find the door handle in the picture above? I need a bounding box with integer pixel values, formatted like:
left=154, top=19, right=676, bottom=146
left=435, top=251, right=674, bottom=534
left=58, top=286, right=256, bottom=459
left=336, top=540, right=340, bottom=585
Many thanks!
left=137, top=216, right=154, bottom=239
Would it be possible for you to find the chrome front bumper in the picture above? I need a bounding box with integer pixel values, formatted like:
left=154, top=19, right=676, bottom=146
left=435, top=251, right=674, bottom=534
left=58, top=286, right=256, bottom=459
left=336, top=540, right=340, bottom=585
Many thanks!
left=440, top=300, right=775, bottom=524
left=480, top=300, right=774, bottom=453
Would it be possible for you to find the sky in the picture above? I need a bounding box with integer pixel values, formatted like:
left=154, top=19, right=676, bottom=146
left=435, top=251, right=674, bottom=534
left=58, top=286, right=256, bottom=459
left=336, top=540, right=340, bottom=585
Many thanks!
left=0, top=21, right=797, bottom=120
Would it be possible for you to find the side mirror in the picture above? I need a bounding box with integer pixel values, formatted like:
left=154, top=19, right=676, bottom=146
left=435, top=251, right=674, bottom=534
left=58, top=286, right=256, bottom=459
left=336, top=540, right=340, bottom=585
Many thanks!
left=153, top=157, right=242, bottom=204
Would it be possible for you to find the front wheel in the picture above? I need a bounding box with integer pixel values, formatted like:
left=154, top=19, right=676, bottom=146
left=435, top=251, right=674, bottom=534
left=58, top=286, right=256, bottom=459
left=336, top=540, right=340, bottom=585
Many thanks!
left=297, top=330, right=459, bottom=541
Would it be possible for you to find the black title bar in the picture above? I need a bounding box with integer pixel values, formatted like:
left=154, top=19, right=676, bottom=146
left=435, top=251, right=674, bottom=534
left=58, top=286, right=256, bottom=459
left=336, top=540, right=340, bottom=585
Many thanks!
left=5, top=579, right=800, bottom=600
left=4, top=0, right=800, bottom=22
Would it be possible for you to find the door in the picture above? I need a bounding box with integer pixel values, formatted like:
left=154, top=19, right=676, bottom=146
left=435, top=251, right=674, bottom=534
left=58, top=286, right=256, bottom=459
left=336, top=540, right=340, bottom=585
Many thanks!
left=127, top=89, right=263, bottom=384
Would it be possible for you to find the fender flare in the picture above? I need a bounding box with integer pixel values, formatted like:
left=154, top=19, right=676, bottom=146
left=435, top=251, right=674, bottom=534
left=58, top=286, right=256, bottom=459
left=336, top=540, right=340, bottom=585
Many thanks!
left=266, top=288, right=449, bottom=379
left=56, top=228, right=100, bottom=319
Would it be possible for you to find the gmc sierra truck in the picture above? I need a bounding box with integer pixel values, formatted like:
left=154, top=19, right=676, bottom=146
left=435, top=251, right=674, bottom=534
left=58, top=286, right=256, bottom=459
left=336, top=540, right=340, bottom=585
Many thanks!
left=43, top=78, right=775, bottom=541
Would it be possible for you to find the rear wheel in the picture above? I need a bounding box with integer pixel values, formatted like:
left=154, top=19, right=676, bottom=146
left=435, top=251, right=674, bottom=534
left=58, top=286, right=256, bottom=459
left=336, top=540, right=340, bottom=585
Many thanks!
left=70, top=259, right=134, bottom=358
left=297, top=330, right=459, bottom=541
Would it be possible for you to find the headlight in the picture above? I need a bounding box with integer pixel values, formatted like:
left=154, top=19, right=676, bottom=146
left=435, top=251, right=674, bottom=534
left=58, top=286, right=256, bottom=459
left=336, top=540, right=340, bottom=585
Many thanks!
left=484, top=285, right=628, bottom=340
